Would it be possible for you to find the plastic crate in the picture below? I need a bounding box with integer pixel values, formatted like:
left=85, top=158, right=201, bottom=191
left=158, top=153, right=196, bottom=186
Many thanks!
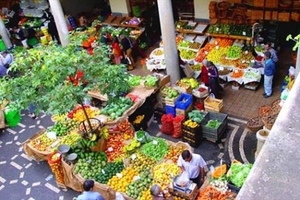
left=165, top=105, right=176, bottom=117
left=182, top=123, right=202, bottom=140
left=201, top=112, right=228, bottom=142
left=175, top=93, right=193, bottom=110
left=182, top=136, right=201, bottom=147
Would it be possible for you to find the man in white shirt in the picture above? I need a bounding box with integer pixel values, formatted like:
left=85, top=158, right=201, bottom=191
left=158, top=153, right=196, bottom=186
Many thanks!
left=177, top=150, right=206, bottom=188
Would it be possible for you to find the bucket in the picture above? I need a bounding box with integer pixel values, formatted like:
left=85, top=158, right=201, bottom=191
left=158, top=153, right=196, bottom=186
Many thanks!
left=4, top=107, right=21, bottom=127
left=255, top=129, right=269, bottom=159
left=0, top=39, right=6, bottom=51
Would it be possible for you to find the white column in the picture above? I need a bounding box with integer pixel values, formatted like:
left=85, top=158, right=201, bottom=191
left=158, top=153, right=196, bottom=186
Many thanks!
left=296, top=46, right=300, bottom=77
left=49, top=0, right=69, bottom=46
left=157, top=0, right=180, bottom=83
left=0, top=17, right=12, bottom=49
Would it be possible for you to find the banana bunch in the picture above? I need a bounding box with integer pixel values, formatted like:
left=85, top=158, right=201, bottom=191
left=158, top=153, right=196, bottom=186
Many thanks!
left=183, top=119, right=199, bottom=128
left=133, top=115, right=145, bottom=124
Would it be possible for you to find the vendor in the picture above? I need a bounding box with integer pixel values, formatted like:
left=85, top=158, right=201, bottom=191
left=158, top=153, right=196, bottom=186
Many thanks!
left=150, top=184, right=173, bottom=200
left=177, top=150, right=206, bottom=189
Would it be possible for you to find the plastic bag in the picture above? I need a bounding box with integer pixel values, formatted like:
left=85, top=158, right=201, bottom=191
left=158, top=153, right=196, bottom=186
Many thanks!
left=280, top=88, right=289, bottom=101
left=175, top=171, right=190, bottom=187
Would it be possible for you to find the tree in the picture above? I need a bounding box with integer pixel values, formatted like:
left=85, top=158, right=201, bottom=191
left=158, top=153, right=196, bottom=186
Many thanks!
left=0, top=42, right=131, bottom=137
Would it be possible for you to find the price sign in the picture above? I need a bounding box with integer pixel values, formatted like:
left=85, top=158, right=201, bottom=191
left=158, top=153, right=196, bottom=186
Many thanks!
left=108, top=147, right=113, bottom=152
left=133, top=175, right=140, bottom=181
left=131, top=154, right=137, bottom=160
left=216, top=46, right=219, bottom=49
left=102, top=169, right=105, bottom=174
left=205, top=51, right=208, bottom=55
left=116, top=173, right=122, bottom=178
left=216, top=28, right=219, bottom=32
left=242, top=31, right=246, bottom=36
left=219, top=66, right=224, bottom=70
left=153, top=140, right=158, bottom=145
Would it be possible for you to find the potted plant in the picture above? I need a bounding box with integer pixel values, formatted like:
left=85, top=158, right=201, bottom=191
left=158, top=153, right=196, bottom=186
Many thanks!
left=0, top=42, right=131, bottom=141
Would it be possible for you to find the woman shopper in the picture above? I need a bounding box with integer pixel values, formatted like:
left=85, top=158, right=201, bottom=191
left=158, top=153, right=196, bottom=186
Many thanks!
left=111, top=36, right=123, bottom=64
left=206, top=61, right=223, bottom=99
left=263, top=51, right=276, bottom=98
left=200, top=59, right=209, bottom=86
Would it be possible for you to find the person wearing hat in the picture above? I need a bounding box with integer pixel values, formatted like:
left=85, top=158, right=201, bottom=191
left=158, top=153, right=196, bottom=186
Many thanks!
left=263, top=51, right=276, bottom=98
left=177, top=150, right=206, bottom=189
left=76, top=179, right=105, bottom=200
left=150, top=184, right=173, bottom=200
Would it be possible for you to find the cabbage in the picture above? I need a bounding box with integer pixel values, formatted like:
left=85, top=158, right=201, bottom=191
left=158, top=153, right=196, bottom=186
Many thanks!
left=227, top=163, right=253, bottom=188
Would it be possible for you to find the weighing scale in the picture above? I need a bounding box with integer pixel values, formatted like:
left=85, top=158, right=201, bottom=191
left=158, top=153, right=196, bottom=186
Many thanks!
left=170, top=180, right=198, bottom=200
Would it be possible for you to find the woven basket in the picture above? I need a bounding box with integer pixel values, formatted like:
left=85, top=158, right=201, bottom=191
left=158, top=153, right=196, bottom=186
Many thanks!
left=246, top=116, right=263, bottom=133
left=262, top=114, right=277, bottom=130
left=271, top=99, right=282, bottom=115
left=258, top=105, right=272, bottom=118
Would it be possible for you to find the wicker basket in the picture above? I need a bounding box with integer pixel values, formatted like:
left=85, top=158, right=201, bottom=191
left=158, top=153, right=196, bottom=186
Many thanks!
left=246, top=116, right=263, bottom=133
left=258, top=105, right=272, bottom=118
left=271, top=99, right=282, bottom=115
left=262, top=114, right=277, bottom=130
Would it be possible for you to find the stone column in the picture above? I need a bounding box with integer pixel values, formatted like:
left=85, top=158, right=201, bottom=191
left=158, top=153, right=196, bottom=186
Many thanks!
left=296, top=46, right=300, bottom=77
left=0, top=17, right=12, bottom=49
left=49, top=0, right=69, bottom=46
left=157, top=0, right=180, bottom=83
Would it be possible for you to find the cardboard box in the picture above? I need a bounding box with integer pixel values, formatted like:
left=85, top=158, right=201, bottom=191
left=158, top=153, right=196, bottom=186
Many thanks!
left=176, top=103, right=192, bottom=117
left=158, top=74, right=171, bottom=88
left=183, top=65, right=194, bottom=78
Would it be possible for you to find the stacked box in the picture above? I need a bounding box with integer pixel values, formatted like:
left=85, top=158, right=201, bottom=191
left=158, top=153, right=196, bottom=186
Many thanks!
left=165, top=105, right=176, bottom=117
left=175, top=93, right=193, bottom=110
left=201, top=112, right=228, bottom=142
left=204, top=96, right=223, bottom=112
left=182, top=122, right=202, bottom=147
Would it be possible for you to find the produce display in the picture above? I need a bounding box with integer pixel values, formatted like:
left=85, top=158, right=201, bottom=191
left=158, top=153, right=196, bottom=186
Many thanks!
left=67, top=105, right=100, bottom=122
left=101, top=97, right=133, bottom=120
left=207, top=24, right=252, bottom=37
left=107, top=167, right=139, bottom=193
left=143, top=75, right=158, bottom=88
left=243, top=70, right=261, bottom=79
left=47, top=120, right=78, bottom=137
left=152, top=162, right=181, bottom=188
left=205, top=119, right=221, bottom=129
left=226, top=45, right=242, bottom=60
left=73, top=152, right=107, bottom=179
left=29, top=132, right=57, bottom=151
left=190, top=63, right=202, bottom=71
left=162, top=87, right=179, bottom=99
left=212, top=164, right=227, bottom=179
left=183, top=119, right=200, bottom=129
left=227, top=162, right=253, bottom=188
left=178, top=78, right=199, bottom=89
left=96, top=161, right=124, bottom=184
left=188, top=110, right=206, bottom=123
left=127, top=75, right=142, bottom=87
left=179, top=49, right=197, bottom=60
left=230, top=70, right=244, bottom=78
left=126, top=167, right=153, bottom=199
left=198, top=184, right=236, bottom=200
left=48, top=153, right=64, bottom=184
left=140, top=138, right=170, bottom=161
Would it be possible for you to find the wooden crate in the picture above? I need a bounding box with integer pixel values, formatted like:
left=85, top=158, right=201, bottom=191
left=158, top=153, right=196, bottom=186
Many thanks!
left=251, top=10, right=264, bottom=20
left=204, top=96, right=223, bottom=112
left=278, top=12, right=290, bottom=22
left=291, top=12, right=300, bottom=22
left=265, top=0, right=278, bottom=8
left=264, top=11, right=272, bottom=20
left=272, top=11, right=278, bottom=20
left=253, top=0, right=264, bottom=7
left=226, top=0, right=242, bottom=3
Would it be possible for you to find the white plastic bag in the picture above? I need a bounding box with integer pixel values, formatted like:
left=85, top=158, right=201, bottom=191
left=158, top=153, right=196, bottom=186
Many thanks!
left=176, top=171, right=190, bottom=187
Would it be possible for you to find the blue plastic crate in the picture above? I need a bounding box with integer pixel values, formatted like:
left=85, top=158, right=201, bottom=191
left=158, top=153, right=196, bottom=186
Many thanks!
left=175, top=93, right=192, bottom=110
left=165, top=105, right=176, bottom=117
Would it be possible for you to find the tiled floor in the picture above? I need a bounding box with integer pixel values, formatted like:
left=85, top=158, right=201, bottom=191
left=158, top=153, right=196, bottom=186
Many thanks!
left=130, top=44, right=293, bottom=121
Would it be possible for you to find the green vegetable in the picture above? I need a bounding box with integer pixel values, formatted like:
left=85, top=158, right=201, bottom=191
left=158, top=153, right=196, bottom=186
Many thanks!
left=227, top=163, right=253, bottom=188
left=205, top=119, right=221, bottom=129
left=140, top=138, right=169, bottom=161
